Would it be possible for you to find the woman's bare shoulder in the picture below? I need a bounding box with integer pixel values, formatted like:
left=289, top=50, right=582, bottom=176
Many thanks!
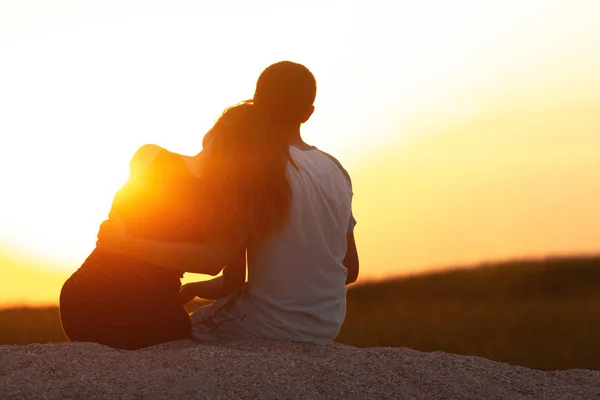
left=129, top=144, right=164, bottom=175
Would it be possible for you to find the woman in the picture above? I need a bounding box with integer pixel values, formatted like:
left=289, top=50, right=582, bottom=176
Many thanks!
left=60, top=101, right=284, bottom=350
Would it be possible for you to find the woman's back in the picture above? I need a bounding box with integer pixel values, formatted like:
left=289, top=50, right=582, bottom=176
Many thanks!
left=60, top=146, right=211, bottom=349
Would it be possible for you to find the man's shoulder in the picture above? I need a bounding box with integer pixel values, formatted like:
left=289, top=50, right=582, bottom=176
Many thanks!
left=314, top=149, right=352, bottom=185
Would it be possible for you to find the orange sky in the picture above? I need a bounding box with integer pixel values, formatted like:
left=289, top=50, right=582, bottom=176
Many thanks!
left=1, top=1, right=600, bottom=306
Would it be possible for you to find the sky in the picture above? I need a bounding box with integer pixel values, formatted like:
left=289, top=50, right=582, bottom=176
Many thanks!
left=1, top=0, right=600, bottom=306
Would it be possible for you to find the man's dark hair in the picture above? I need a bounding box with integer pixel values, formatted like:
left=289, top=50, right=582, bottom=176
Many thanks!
left=253, top=61, right=317, bottom=126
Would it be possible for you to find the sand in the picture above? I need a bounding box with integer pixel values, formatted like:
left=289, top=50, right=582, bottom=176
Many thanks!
left=1, top=340, right=599, bottom=399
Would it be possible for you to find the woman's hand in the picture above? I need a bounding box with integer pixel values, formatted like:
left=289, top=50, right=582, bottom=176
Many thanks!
left=96, top=217, right=127, bottom=252
left=179, top=283, right=198, bottom=305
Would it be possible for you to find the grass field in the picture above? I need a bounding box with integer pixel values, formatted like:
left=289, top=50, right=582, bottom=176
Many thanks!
left=2, top=256, right=599, bottom=371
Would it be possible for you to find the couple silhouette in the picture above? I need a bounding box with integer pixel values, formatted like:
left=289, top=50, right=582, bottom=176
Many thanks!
left=59, top=61, right=359, bottom=350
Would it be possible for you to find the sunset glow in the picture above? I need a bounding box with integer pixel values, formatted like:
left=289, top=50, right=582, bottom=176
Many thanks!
left=1, top=0, right=600, bottom=305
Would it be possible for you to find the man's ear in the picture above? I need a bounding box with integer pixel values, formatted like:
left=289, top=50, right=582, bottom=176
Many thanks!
left=300, top=105, right=315, bottom=124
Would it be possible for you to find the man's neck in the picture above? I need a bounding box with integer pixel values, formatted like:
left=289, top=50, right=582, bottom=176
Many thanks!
left=281, top=126, right=310, bottom=148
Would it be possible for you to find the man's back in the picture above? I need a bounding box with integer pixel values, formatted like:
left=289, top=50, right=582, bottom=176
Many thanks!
left=246, top=146, right=353, bottom=344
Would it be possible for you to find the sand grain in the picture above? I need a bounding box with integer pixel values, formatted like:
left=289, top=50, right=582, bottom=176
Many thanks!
left=1, top=340, right=599, bottom=399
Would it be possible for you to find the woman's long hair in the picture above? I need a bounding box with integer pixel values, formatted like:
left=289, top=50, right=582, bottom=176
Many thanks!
left=201, top=101, right=293, bottom=245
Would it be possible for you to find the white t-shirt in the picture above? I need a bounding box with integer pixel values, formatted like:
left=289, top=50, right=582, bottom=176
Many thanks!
left=191, top=146, right=355, bottom=344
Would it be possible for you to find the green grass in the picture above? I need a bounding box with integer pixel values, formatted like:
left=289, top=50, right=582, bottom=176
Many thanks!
left=2, top=256, right=600, bottom=371
left=0, top=306, right=65, bottom=345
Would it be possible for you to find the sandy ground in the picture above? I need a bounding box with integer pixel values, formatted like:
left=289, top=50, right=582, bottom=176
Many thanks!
left=1, top=340, right=599, bottom=400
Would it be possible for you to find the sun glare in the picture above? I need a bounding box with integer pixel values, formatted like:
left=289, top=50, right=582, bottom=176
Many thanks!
left=2, top=0, right=600, bottom=282
left=0, top=6, right=364, bottom=272
left=0, top=144, right=130, bottom=270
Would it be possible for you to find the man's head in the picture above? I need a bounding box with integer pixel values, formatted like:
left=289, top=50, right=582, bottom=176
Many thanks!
left=253, top=61, right=316, bottom=127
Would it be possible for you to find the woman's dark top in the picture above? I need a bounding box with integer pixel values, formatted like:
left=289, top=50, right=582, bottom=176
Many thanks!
left=60, top=147, right=216, bottom=350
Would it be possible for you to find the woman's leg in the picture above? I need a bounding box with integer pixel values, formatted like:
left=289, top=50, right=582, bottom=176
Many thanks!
left=61, top=304, right=191, bottom=350
left=123, top=305, right=192, bottom=349
left=59, top=277, right=92, bottom=343
left=60, top=278, right=191, bottom=350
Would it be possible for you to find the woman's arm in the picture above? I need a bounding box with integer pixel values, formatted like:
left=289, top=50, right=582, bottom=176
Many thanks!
left=179, top=250, right=246, bottom=302
left=97, top=219, right=245, bottom=276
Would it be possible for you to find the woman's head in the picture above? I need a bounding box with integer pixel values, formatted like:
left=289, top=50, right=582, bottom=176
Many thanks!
left=202, top=101, right=292, bottom=244
left=253, top=61, right=317, bottom=128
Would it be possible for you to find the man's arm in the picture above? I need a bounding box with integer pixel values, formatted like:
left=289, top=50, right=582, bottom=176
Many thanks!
left=344, top=232, right=359, bottom=285
left=179, top=250, right=246, bottom=302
